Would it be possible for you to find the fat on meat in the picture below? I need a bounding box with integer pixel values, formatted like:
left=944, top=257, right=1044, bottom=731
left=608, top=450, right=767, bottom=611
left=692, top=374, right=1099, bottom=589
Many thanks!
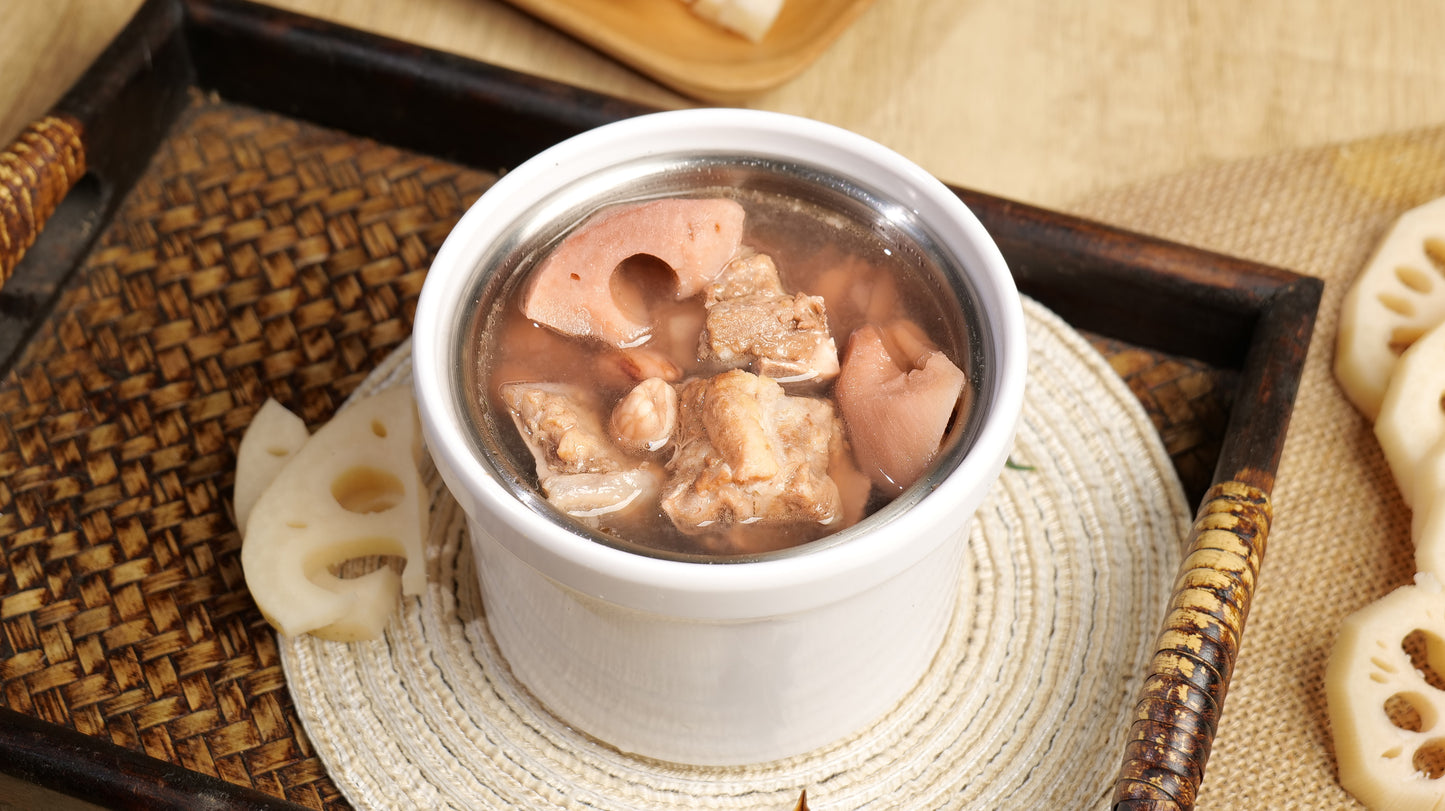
left=661, top=370, right=842, bottom=533
left=501, top=382, right=658, bottom=519
left=698, top=253, right=840, bottom=383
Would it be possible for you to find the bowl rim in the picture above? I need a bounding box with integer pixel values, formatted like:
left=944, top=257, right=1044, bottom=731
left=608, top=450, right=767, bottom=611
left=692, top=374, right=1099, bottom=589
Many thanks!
left=413, top=108, right=1027, bottom=619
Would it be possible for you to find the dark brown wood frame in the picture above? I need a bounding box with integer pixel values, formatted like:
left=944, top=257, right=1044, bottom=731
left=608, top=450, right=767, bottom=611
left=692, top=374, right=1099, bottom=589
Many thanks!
left=0, top=1, right=1321, bottom=809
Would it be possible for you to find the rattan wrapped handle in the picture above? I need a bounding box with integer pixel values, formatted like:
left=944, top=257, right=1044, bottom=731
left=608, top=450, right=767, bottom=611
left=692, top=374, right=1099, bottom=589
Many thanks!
left=0, top=114, right=86, bottom=287
left=1112, top=478, right=1272, bottom=811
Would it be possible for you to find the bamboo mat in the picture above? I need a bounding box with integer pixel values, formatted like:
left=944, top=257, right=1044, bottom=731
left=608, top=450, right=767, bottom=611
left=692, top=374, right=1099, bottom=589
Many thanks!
left=0, top=95, right=1233, bottom=808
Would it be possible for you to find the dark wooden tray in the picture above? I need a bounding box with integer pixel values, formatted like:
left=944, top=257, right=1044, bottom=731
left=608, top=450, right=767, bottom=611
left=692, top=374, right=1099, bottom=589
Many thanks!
left=0, top=1, right=1321, bottom=809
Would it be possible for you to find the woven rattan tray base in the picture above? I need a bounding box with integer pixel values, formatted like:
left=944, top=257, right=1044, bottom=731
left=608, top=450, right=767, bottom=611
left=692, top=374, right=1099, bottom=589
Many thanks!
left=0, top=97, right=494, bottom=809
left=0, top=96, right=1233, bottom=808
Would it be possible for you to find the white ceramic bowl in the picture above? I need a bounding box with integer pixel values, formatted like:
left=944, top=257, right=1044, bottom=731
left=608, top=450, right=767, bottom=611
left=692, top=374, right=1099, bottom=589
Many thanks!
left=413, top=109, right=1026, bottom=765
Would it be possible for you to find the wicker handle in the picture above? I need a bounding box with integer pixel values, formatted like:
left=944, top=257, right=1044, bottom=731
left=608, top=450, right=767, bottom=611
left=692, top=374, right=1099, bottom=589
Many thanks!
left=0, top=114, right=86, bottom=287
left=1112, top=478, right=1272, bottom=811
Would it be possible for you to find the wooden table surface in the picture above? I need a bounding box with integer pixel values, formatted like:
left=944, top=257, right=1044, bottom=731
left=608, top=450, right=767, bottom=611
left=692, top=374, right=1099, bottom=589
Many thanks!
left=7, top=0, right=1445, bottom=212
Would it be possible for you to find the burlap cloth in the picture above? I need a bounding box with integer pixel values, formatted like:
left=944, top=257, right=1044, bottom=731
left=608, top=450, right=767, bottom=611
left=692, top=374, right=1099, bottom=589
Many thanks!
left=1068, top=128, right=1445, bottom=809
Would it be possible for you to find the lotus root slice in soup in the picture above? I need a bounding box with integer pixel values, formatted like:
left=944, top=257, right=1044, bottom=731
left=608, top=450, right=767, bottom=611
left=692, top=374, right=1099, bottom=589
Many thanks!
left=475, top=187, right=978, bottom=557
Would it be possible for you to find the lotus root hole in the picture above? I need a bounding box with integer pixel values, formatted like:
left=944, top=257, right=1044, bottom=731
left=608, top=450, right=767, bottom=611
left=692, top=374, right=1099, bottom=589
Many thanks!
left=1390, top=325, right=1428, bottom=356
left=1372, top=655, right=1398, bottom=673
left=1404, top=629, right=1445, bottom=691
left=332, top=466, right=405, bottom=514
left=1397, top=264, right=1435, bottom=293
left=1425, top=238, right=1445, bottom=273
left=609, top=254, right=677, bottom=325
left=1415, top=739, right=1445, bottom=779
left=1378, top=292, right=1417, bottom=317
left=1386, top=692, right=1436, bottom=733
left=1384, top=745, right=1404, bottom=759
left=370, top=419, right=387, bottom=438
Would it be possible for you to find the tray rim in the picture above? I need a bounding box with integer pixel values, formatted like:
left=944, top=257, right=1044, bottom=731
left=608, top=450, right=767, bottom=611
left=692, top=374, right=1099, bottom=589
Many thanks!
left=0, top=0, right=1323, bottom=809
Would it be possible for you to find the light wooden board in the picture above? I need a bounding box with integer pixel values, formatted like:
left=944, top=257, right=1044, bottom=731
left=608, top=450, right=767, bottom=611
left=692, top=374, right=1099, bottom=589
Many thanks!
left=6, top=1, right=1445, bottom=217
left=502, top=0, right=875, bottom=101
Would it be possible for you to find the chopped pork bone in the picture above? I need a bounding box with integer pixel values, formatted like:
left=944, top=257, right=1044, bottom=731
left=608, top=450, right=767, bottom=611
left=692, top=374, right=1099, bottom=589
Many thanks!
left=501, top=382, right=659, bottom=518
left=703, top=251, right=786, bottom=304
left=699, top=253, right=840, bottom=383
left=503, top=382, right=624, bottom=475
left=662, top=370, right=842, bottom=533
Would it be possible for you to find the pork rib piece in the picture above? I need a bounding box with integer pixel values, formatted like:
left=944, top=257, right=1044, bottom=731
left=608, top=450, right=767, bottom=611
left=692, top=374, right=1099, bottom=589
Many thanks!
left=662, top=370, right=842, bottom=533
left=501, top=382, right=658, bottom=519
left=698, top=253, right=840, bottom=383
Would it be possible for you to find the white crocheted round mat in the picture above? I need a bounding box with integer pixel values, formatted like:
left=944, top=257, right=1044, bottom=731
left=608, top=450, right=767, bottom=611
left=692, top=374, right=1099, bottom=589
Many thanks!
left=279, top=297, right=1190, bottom=810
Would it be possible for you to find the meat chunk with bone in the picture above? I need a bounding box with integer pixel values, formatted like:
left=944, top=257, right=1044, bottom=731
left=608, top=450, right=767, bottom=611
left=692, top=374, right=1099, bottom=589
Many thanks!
left=661, top=370, right=842, bottom=534
left=698, top=253, right=840, bottom=383
left=501, top=382, right=658, bottom=519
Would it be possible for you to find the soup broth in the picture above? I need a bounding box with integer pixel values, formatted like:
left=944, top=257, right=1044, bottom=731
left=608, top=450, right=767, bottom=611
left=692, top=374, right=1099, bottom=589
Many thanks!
left=469, top=173, right=980, bottom=559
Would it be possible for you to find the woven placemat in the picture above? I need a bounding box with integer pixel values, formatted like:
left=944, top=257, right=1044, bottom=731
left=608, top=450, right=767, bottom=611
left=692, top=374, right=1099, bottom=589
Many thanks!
left=278, top=296, right=1191, bottom=810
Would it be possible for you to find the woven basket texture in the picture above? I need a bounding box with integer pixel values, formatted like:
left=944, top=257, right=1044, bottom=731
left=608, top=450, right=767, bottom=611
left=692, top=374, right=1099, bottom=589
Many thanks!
left=0, top=95, right=1231, bottom=808
left=0, top=97, right=491, bottom=809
